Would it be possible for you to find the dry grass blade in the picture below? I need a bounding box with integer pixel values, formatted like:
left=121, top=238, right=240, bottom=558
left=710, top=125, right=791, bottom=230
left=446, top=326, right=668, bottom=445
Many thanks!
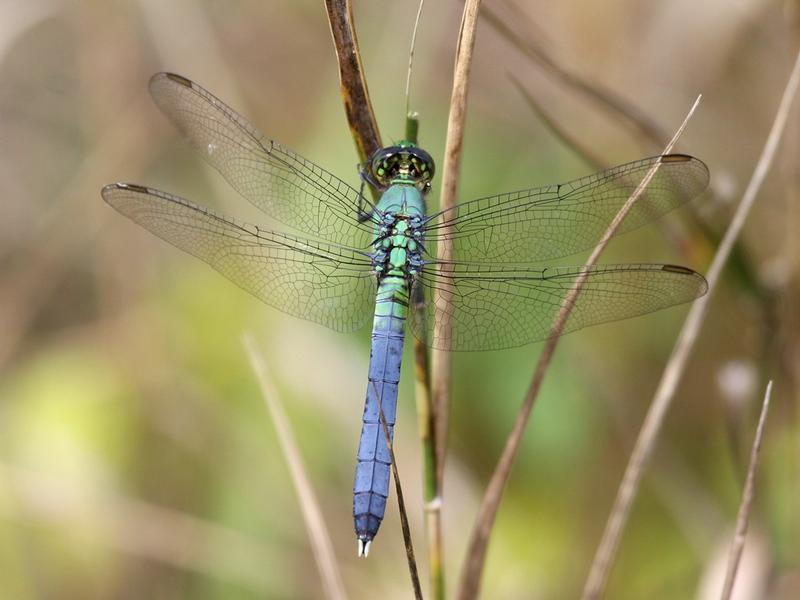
left=509, top=73, right=694, bottom=263
left=509, top=75, right=607, bottom=171
left=389, top=450, right=424, bottom=600
left=455, top=96, right=702, bottom=600
left=324, top=0, right=381, bottom=165
left=428, top=4, right=482, bottom=596
left=431, top=0, right=483, bottom=484
left=582, top=48, right=800, bottom=600
left=405, top=0, right=425, bottom=119
left=242, top=333, right=346, bottom=600
left=371, top=381, right=424, bottom=599
left=720, top=381, right=773, bottom=600
left=482, top=3, right=667, bottom=148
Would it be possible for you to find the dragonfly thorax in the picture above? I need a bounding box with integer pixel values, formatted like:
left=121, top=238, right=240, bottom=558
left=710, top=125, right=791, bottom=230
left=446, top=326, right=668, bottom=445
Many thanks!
left=371, top=215, right=424, bottom=279
left=367, top=141, right=435, bottom=192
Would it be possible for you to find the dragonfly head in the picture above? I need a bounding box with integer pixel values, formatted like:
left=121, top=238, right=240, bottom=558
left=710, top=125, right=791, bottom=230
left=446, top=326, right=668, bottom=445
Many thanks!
left=367, top=142, right=435, bottom=193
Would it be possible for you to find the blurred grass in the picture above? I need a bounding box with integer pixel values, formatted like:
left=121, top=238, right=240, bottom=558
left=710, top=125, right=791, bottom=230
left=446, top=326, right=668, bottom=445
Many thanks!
left=0, top=0, right=798, bottom=598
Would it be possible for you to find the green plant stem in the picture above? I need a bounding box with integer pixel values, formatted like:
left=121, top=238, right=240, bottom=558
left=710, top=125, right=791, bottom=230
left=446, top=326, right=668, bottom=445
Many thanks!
left=407, top=110, right=444, bottom=600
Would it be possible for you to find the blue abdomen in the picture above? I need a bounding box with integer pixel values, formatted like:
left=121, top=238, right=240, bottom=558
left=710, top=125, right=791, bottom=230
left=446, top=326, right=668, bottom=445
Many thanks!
left=353, top=276, right=408, bottom=552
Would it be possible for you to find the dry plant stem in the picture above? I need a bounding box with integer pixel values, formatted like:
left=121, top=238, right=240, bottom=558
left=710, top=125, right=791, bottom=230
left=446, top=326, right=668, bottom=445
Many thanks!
left=504, top=21, right=744, bottom=276
left=404, top=0, right=425, bottom=119
left=509, top=75, right=607, bottom=171
left=242, top=334, right=346, bottom=600
left=720, top=381, right=773, bottom=600
left=481, top=3, right=667, bottom=148
left=456, top=96, right=701, bottom=600
left=371, top=381, right=424, bottom=600
left=509, top=74, right=694, bottom=261
left=432, top=0, right=483, bottom=484
left=582, top=48, right=800, bottom=600
left=428, top=3, right=482, bottom=596
left=324, top=0, right=381, bottom=166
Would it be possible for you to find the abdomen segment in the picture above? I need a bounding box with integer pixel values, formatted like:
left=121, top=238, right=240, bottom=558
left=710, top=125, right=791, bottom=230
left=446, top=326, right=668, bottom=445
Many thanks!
left=353, top=276, right=408, bottom=555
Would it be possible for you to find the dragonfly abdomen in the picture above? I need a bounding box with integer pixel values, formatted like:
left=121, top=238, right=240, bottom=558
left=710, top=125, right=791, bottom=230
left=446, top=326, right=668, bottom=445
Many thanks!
left=353, top=182, right=425, bottom=555
left=353, top=274, right=409, bottom=556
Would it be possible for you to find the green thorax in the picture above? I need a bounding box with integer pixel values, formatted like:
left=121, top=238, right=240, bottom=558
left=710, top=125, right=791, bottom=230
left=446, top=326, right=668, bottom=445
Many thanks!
left=375, top=184, right=426, bottom=219
left=373, top=185, right=425, bottom=278
left=367, top=142, right=434, bottom=281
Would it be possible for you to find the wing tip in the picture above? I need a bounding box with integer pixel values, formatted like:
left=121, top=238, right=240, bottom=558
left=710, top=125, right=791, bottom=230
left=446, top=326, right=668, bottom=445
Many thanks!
left=101, top=182, right=150, bottom=203
left=660, top=263, right=695, bottom=275
left=150, top=71, right=193, bottom=88
left=102, top=182, right=149, bottom=193
left=661, top=263, right=709, bottom=296
left=661, top=153, right=693, bottom=163
left=661, top=153, right=711, bottom=187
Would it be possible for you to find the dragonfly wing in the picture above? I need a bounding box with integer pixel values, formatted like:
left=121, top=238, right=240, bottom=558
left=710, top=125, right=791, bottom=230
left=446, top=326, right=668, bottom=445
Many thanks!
left=102, top=183, right=376, bottom=332
left=412, top=262, right=707, bottom=350
left=424, top=154, right=709, bottom=263
left=148, top=72, right=375, bottom=246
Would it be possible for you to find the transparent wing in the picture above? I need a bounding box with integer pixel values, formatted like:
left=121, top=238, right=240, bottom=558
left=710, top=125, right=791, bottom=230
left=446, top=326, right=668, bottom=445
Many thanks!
left=102, top=183, right=376, bottom=332
left=424, top=154, right=709, bottom=263
left=148, top=72, right=376, bottom=246
left=413, top=262, right=707, bottom=350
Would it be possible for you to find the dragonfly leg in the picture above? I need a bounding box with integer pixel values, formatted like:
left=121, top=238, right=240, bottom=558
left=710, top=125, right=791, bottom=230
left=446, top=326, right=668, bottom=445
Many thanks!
left=357, top=163, right=383, bottom=223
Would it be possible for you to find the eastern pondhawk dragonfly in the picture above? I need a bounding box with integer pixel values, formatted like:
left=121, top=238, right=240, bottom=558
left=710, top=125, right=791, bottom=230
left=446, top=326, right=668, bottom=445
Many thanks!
left=102, top=73, right=709, bottom=557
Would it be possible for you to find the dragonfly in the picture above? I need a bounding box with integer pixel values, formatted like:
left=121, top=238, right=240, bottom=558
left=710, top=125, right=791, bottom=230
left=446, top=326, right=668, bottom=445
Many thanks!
left=103, top=72, right=709, bottom=557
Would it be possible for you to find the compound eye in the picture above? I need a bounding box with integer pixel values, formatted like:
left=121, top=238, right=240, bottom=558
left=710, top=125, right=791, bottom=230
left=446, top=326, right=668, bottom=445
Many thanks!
left=370, top=146, right=404, bottom=187
left=372, top=159, right=391, bottom=182
left=409, top=148, right=435, bottom=183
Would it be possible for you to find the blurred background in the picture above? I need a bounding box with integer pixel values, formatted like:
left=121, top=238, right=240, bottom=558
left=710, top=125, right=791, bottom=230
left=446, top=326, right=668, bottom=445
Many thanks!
left=1, top=0, right=798, bottom=598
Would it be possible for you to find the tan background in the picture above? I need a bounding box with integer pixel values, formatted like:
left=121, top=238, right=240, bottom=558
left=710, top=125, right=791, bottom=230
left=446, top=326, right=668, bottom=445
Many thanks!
left=0, top=1, right=798, bottom=598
